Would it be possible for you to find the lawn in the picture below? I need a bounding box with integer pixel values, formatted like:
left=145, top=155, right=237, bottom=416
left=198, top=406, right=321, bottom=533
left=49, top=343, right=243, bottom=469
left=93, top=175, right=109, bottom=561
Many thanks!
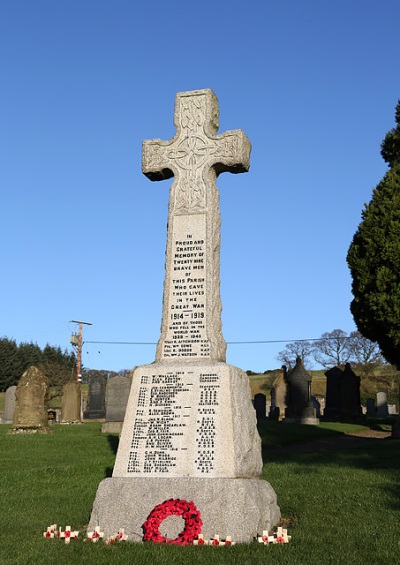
left=0, top=422, right=398, bottom=565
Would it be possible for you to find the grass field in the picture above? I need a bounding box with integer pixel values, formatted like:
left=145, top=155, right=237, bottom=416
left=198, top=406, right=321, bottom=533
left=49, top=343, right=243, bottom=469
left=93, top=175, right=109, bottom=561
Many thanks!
left=0, top=421, right=398, bottom=565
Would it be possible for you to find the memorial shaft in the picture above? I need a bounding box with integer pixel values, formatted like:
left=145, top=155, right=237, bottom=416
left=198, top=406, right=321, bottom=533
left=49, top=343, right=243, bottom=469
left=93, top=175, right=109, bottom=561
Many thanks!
left=142, top=89, right=251, bottom=362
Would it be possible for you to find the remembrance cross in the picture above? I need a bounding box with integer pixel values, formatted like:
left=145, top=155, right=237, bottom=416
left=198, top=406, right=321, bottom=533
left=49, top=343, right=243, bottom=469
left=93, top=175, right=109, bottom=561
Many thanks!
left=142, top=89, right=251, bottom=362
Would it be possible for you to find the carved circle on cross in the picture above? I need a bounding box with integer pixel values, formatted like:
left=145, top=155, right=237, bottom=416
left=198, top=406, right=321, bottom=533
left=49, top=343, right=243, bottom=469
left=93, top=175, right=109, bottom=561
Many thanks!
left=167, top=135, right=217, bottom=172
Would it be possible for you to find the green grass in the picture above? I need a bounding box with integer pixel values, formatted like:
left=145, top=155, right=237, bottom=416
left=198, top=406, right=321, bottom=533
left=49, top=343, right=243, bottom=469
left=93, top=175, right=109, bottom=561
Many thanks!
left=0, top=422, right=399, bottom=564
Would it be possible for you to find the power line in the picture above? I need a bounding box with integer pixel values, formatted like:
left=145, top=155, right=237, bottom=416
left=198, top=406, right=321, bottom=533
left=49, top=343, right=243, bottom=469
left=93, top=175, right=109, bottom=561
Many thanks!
left=84, top=337, right=337, bottom=346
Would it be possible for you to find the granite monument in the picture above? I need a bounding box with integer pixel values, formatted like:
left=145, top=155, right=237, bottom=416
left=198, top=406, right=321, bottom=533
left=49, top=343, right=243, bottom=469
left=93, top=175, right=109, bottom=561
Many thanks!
left=88, top=89, right=280, bottom=542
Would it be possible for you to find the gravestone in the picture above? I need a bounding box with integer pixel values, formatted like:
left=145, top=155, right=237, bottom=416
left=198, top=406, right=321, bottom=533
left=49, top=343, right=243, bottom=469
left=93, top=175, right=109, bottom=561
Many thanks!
left=269, top=367, right=287, bottom=420
left=283, top=357, right=319, bottom=424
left=83, top=374, right=106, bottom=420
left=339, top=364, right=364, bottom=423
left=61, top=381, right=82, bottom=423
left=253, top=393, right=266, bottom=421
left=88, top=89, right=280, bottom=542
left=3, top=385, right=17, bottom=424
left=12, top=366, right=49, bottom=431
left=102, top=375, right=131, bottom=433
left=311, top=395, right=321, bottom=418
left=324, top=366, right=342, bottom=421
left=366, top=398, right=376, bottom=417
left=376, top=391, right=389, bottom=418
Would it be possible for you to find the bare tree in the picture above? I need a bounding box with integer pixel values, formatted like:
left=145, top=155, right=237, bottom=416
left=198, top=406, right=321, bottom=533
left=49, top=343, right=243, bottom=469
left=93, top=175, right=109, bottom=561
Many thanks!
left=276, top=340, right=314, bottom=370
left=347, top=330, right=383, bottom=376
left=313, top=329, right=351, bottom=369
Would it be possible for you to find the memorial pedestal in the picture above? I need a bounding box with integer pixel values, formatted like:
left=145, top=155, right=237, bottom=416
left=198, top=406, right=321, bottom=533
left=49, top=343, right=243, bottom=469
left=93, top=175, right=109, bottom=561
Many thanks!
left=89, top=476, right=279, bottom=543
left=88, top=361, right=280, bottom=541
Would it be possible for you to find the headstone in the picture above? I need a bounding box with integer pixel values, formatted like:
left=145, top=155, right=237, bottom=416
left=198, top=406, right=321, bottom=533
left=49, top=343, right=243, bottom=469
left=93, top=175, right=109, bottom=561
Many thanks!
left=3, top=385, right=17, bottom=424
left=339, top=364, right=364, bottom=423
left=311, top=395, right=321, bottom=418
left=366, top=398, right=376, bottom=417
left=83, top=374, right=106, bottom=420
left=324, top=366, right=342, bottom=421
left=269, top=367, right=287, bottom=420
left=88, top=89, right=280, bottom=543
left=11, top=366, right=50, bottom=431
left=388, top=404, right=397, bottom=415
left=253, top=393, right=266, bottom=421
left=102, top=375, right=131, bottom=433
left=283, top=357, right=319, bottom=424
left=61, top=381, right=82, bottom=423
left=376, top=391, right=389, bottom=418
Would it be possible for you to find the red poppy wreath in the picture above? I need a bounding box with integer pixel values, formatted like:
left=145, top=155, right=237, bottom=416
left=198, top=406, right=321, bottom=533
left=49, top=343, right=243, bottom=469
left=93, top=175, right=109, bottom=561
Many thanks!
left=142, top=498, right=202, bottom=545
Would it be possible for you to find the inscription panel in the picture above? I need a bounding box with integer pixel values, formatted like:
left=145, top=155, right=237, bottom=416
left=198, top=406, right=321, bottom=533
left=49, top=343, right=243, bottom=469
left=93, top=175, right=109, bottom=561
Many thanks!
left=113, top=365, right=235, bottom=478
left=162, top=213, right=210, bottom=359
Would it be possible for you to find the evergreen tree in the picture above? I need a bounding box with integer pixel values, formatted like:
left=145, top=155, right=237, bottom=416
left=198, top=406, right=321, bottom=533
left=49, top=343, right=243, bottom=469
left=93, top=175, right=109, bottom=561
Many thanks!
left=0, top=337, right=22, bottom=390
left=347, top=100, right=400, bottom=368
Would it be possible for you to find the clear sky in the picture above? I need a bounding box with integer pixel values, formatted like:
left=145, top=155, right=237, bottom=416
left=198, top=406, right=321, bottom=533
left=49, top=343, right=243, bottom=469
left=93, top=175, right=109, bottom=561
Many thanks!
left=1, top=1, right=399, bottom=373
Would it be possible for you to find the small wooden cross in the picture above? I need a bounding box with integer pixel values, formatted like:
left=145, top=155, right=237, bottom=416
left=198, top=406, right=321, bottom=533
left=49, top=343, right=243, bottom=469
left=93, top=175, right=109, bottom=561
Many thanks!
left=86, top=525, right=104, bottom=542
left=59, top=526, right=79, bottom=544
left=258, top=527, right=291, bottom=544
left=210, top=534, right=222, bottom=546
left=116, top=528, right=128, bottom=541
left=43, top=524, right=57, bottom=538
left=193, top=533, right=208, bottom=545
left=275, top=526, right=291, bottom=544
left=258, top=530, right=275, bottom=544
left=221, top=535, right=235, bottom=546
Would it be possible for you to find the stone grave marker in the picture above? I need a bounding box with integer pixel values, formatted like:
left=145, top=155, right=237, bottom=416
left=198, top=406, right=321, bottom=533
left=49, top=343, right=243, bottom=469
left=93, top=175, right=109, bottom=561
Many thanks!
left=88, top=89, right=280, bottom=542
left=324, top=366, right=342, bottom=421
left=253, top=393, right=267, bottom=421
left=11, top=366, right=50, bottom=432
left=283, top=357, right=319, bottom=424
left=269, top=367, right=287, bottom=420
left=339, top=364, right=364, bottom=423
left=102, top=375, right=131, bottom=433
left=366, top=398, right=376, bottom=417
left=3, top=385, right=17, bottom=424
left=376, top=392, right=389, bottom=418
left=83, top=373, right=106, bottom=420
left=61, top=381, right=82, bottom=423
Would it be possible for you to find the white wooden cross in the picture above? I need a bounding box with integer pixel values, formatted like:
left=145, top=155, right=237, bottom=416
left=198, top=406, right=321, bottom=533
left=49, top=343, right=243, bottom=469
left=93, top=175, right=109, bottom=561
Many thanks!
left=59, top=525, right=79, bottom=544
left=258, top=527, right=291, bottom=544
left=193, top=533, right=208, bottom=545
left=43, top=524, right=57, bottom=538
left=86, top=525, right=104, bottom=542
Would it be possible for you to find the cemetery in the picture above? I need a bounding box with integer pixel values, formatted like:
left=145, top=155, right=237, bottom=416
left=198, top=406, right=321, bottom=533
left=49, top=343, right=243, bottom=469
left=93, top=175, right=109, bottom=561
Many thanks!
left=1, top=89, right=399, bottom=564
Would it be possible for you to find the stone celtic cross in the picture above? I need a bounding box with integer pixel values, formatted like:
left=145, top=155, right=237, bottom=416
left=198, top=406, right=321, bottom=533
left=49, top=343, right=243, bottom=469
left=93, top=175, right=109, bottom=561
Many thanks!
left=142, top=89, right=251, bottom=362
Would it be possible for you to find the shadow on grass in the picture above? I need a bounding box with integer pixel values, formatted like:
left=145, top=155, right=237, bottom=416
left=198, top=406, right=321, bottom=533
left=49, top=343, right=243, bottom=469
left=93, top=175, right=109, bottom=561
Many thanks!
left=265, top=436, right=400, bottom=511
left=107, top=433, right=120, bottom=455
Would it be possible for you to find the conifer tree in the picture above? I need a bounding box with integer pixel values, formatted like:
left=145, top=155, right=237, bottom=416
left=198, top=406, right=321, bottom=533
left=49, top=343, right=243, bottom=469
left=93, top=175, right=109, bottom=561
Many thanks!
left=347, top=100, right=400, bottom=368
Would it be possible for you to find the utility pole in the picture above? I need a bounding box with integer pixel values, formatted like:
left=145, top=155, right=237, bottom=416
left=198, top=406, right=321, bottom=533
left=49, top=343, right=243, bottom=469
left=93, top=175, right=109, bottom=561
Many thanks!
left=70, top=320, right=92, bottom=383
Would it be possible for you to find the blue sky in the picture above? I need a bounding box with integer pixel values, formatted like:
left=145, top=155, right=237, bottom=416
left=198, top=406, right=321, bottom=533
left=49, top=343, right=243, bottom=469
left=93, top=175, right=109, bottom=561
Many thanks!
left=1, top=1, right=399, bottom=373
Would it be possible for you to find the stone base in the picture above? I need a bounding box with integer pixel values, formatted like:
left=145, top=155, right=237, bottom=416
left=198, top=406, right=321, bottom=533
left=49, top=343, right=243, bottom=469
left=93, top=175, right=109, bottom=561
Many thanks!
left=7, top=427, right=52, bottom=434
left=88, top=476, right=280, bottom=543
left=60, top=420, right=83, bottom=425
left=101, top=421, right=123, bottom=434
